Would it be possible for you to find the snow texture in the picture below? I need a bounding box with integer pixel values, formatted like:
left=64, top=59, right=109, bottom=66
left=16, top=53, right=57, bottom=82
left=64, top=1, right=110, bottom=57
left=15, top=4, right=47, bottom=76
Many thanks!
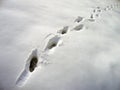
left=0, top=0, right=120, bottom=90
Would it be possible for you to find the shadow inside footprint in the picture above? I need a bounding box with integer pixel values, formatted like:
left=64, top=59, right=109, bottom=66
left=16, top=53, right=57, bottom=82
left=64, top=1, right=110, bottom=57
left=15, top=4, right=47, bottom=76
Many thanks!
left=96, top=14, right=99, bottom=17
left=29, top=56, right=38, bottom=72
left=74, top=16, right=83, bottom=23
left=87, top=19, right=95, bottom=22
left=57, top=26, right=68, bottom=35
left=61, top=30, right=67, bottom=34
left=97, top=9, right=101, bottom=12
left=48, top=43, right=57, bottom=49
left=73, top=24, right=84, bottom=31
left=97, top=7, right=100, bottom=9
left=44, top=35, right=61, bottom=51
left=90, top=14, right=94, bottom=19
left=88, top=14, right=95, bottom=22
left=93, top=9, right=95, bottom=12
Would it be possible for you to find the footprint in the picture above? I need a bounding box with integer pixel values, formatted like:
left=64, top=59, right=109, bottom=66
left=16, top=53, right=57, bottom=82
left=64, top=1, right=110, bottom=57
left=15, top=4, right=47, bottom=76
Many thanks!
left=106, top=6, right=111, bottom=10
left=90, top=14, right=94, bottom=19
left=73, top=24, right=84, bottom=31
left=93, top=9, right=96, bottom=13
left=107, top=6, right=109, bottom=8
left=87, top=18, right=95, bottom=22
left=97, top=7, right=100, bottom=9
left=111, top=5, right=113, bottom=8
left=87, top=14, right=95, bottom=22
left=57, top=26, right=69, bottom=35
left=43, top=35, right=62, bottom=52
left=16, top=49, right=39, bottom=87
left=74, top=16, right=83, bottom=23
left=97, top=9, right=101, bottom=12
left=104, top=8, right=107, bottom=11
left=95, top=14, right=99, bottom=17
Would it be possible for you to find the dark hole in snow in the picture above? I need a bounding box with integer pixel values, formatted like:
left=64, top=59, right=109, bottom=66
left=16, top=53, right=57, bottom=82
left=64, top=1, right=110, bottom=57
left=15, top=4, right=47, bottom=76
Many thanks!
left=29, top=56, right=38, bottom=72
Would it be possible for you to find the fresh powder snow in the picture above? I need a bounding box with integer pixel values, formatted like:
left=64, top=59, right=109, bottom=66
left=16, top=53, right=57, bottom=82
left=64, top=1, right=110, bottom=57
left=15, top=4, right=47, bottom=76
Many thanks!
left=0, top=0, right=120, bottom=90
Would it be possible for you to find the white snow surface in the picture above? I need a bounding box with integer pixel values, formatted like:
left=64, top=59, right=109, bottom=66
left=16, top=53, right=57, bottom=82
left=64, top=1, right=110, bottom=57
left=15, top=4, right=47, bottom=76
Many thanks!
left=0, top=0, right=120, bottom=90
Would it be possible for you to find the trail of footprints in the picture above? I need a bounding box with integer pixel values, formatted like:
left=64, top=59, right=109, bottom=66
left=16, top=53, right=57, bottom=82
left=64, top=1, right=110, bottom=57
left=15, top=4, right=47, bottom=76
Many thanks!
left=16, top=4, right=120, bottom=87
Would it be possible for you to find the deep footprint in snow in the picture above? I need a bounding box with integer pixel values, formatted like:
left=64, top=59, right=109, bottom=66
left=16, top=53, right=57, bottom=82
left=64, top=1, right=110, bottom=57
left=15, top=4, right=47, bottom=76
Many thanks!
left=104, top=8, right=107, bottom=11
left=57, top=26, right=69, bottom=35
left=90, top=14, right=94, bottom=19
left=39, top=35, right=63, bottom=61
left=111, top=5, right=113, bottom=9
left=44, top=35, right=62, bottom=52
left=95, top=14, right=99, bottom=17
left=73, top=24, right=84, bottom=31
left=87, top=14, right=95, bottom=22
left=16, top=49, right=38, bottom=87
left=48, top=43, right=57, bottom=49
left=74, top=16, right=83, bottom=23
left=97, top=9, right=101, bottom=12
left=93, top=9, right=96, bottom=13
left=96, top=6, right=100, bottom=9
left=107, top=6, right=110, bottom=10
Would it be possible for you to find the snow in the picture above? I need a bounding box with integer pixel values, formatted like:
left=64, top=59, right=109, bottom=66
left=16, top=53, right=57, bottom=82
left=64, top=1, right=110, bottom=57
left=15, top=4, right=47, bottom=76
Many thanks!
left=0, top=0, right=120, bottom=90
left=15, top=49, right=38, bottom=87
